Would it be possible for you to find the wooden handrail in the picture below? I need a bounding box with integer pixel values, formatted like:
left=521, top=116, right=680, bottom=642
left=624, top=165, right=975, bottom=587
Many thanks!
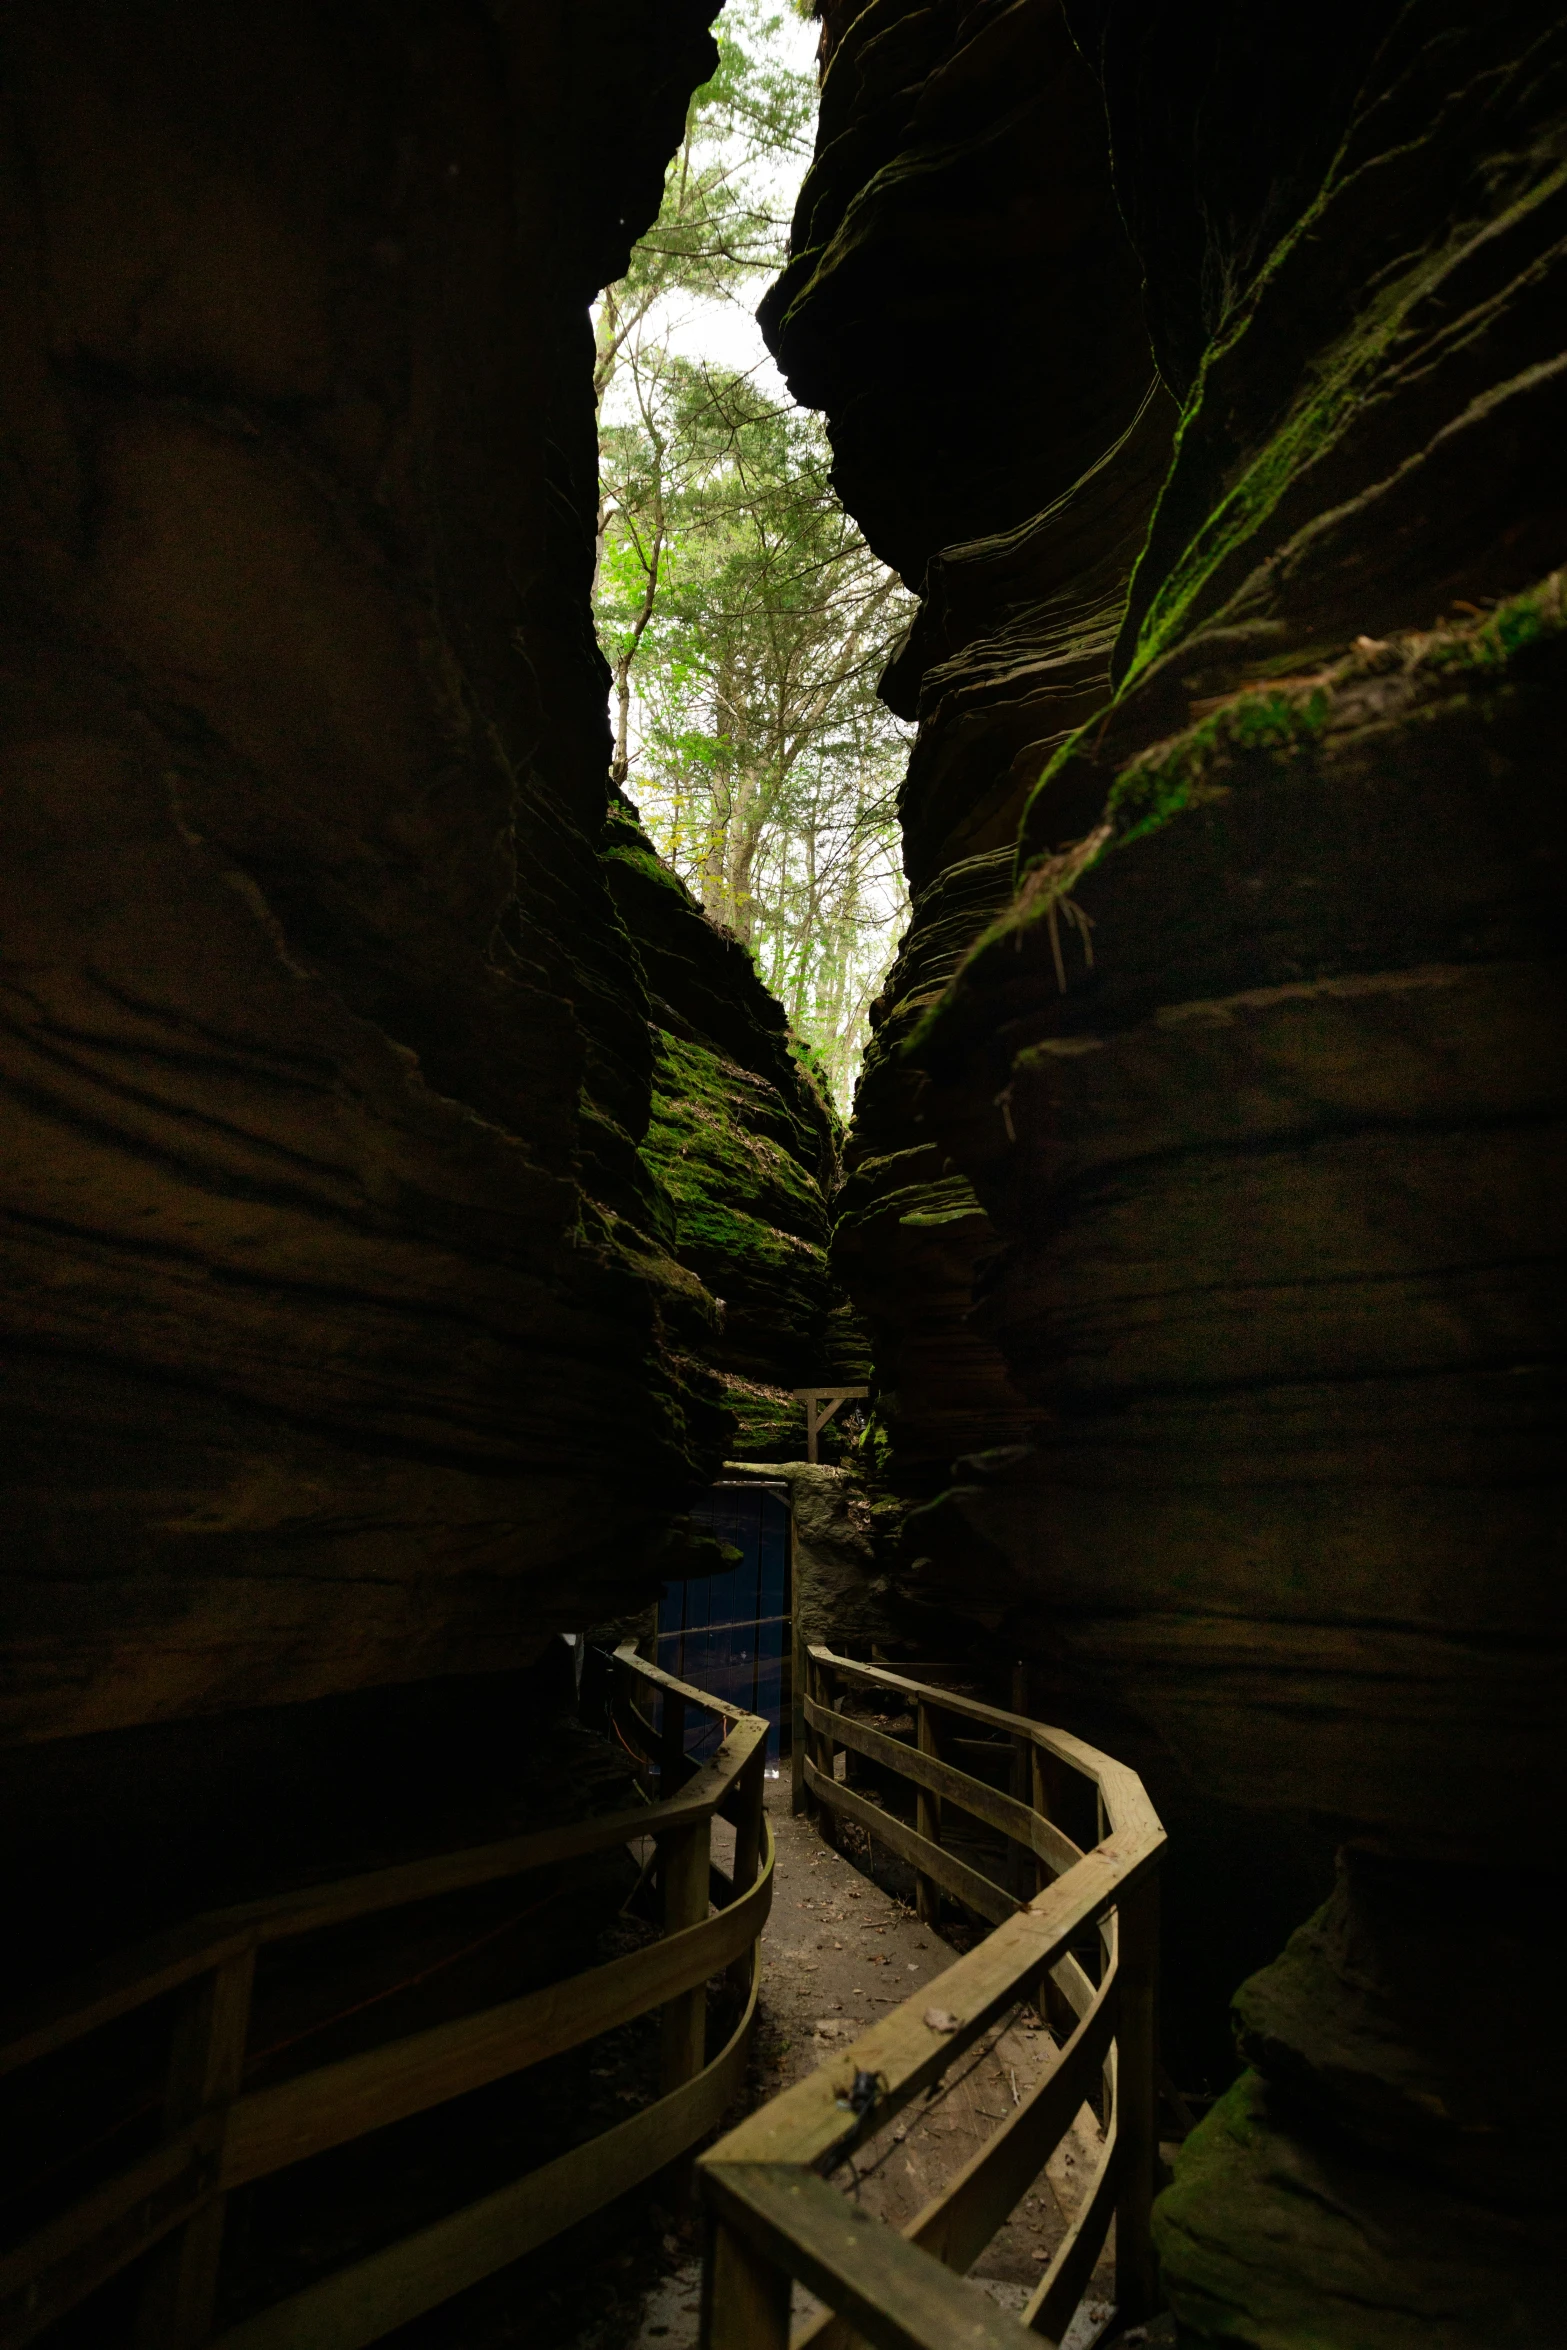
left=699, top=1644, right=1165, bottom=2350
left=0, top=1649, right=770, bottom=2350
left=807, top=1697, right=1085, bottom=1876
left=212, top=1905, right=772, bottom=2350
left=219, top=1857, right=774, bottom=2187
left=1, top=1650, right=741, bottom=2080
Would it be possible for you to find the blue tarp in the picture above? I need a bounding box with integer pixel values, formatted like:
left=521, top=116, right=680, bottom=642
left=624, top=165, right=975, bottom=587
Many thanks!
left=655, top=1484, right=790, bottom=1765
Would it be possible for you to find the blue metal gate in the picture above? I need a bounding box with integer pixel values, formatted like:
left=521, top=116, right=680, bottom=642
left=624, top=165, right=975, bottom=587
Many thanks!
left=655, top=1483, right=790, bottom=1766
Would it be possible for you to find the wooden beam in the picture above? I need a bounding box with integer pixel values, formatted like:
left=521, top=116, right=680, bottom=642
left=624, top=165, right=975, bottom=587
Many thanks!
left=903, top=1966, right=1118, bottom=2280
left=1113, top=1874, right=1160, bottom=2323
left=804, top=1650, right=1161, bottom=1849
left=0, top=1717, right=768, bottom=2080
left=221, top=1846, right=773, bottom=2188
left=915, top=1702, right=942, bottom=1926
left=1, top=1838, right=773, bottom=2338
left=613, top=1641, right=752, bottom=1723
left=210, top=1885, right=768, bottom=2350
left=659, top=1816, right=712, bottom=2099
left=1, top=1647, right=779, bottom=2350
left=707, top=1826, right=1157, bottom=2179
left=695, top=1655, right=1165, bottom=2350
left=805, top=1698, right=1082, bottom=1879
left=791, top=1387, right=869, bottom=1465
left=789, top=1522, right=807, bottom=1817
left=0, top=2130, right=210, bottom=2349
left=805, top=1759, right=1015, bottom=1929
left=702, top=2214, right=792, bottom=2350
left=793, top=1969, right=1119, bottom=2350
left=727, top=1745, right=766, bottom=2005
left=1009, top=1663, right=1033, bottom=1906
left=703, top=2166, right=1024, bottom=2350
left=1023, top=2098, right=1119, bottom=2344
left=808, top=1650, right=840, bottom=1850
left=135, top=1947, right=255, bottom=2349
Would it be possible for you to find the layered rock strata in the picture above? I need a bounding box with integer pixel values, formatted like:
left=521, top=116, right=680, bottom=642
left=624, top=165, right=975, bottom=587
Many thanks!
left=774, top=1, right=1567, bottom=2336
left=766, top=0, right=1174, bottom=1489
left=726, top=1458, right=901, bottom=1651
left=0, top=7, right=839, bottom=2334
left=0, top=0, right=853, bottom=1767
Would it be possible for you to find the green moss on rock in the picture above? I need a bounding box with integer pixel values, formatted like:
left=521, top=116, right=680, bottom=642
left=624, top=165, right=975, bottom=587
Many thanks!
left=1154, top=2069, right=1561, bottom=2348
left=1105, top=680, right=1329, bottom=846
left=914, top=569, right=1567, bottom=1074
left=602, top=798, right=848, bottom=1410
left=721, top=1377, right=808, bottom=1461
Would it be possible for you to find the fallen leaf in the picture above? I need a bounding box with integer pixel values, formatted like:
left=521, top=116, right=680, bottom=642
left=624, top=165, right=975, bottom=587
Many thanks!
left=924, top=2006, right=960, bottom=2033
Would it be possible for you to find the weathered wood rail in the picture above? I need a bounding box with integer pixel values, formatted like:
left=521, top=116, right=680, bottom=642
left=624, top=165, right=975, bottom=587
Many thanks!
left=0, top=1647, right=770, bottom=2350
left=700, top=1645, right=1165, bottom=2349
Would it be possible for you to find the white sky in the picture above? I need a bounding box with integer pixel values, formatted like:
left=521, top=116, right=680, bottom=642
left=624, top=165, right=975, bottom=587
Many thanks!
left=596, top=8, right=913, bottom=1103
left=658, top=290, right=791, bottom=402
left=600, top=4, right=819, bottom=422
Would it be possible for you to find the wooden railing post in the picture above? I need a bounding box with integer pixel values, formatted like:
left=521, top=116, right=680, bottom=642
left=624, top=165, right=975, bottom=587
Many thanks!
left=789, top=1585, right=807, bottom=1817
left=658, top=1813, right=713, bottom=2097
left=809, top=1654, right=839, bottom=1850
left=915, top=1700, right=943, bottom=1925
left=1114, top=1872, right=1160, bottom=2324
left=702, top=2212, right=791, bottom=2350
left=662, top=1686, right=688, bottom=1802
left=611, top=1651, right=642, bottom=1798
left=1009, top=1661, right=1033, bottom=1903
left=134, top=1945, right=255, bottom=2348
left=1029, top=1742, right=1048, bottom=1901
left=726, top=1742, right=766, bottom=2003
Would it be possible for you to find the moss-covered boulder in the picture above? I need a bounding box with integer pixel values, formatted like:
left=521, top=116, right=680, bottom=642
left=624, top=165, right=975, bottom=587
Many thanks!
left=1155, top=2066, right=1562, bottom=2350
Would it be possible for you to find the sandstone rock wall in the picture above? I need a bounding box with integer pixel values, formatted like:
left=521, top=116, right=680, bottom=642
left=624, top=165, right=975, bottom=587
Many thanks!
left=769, top=3, right=1566, bottom=2337
left=764, top=0, right=1175, bottom=1488
left=0, top=1, right=816, bottom=1760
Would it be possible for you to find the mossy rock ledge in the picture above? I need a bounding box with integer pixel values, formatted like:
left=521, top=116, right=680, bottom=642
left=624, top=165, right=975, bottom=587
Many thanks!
left=604, top=793, right=867, bottom=1454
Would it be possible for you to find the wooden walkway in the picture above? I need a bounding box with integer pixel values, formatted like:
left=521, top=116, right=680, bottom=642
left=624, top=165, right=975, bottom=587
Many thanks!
left=0, top=1648, right=770, bottom=2350
left=699, top=1645, right=1166, bottom=2350
left=0, top=1643, right=1164, bottom=2350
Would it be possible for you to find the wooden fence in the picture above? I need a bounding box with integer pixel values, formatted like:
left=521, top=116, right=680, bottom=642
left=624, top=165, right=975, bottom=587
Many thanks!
left=0, top=1647, right=771, bottom=2350
left=700, top=1644, right=1165, bottom=2350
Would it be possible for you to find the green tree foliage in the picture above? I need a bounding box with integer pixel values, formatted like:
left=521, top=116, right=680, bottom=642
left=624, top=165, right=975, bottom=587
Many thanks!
left=594, top=1, right=912, bottom=1108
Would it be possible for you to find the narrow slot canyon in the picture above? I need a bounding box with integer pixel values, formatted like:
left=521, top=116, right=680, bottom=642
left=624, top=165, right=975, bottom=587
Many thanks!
left=0, top=5, right=1562, bottom=2349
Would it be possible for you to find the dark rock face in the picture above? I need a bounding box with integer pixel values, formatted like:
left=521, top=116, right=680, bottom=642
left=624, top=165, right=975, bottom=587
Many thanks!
left=769, top=2, right=1567, bottom=2337
left=761, top=0, right=1155, bottom=587
left=0, top=0, right=759, bottom=1758
left=769, top=0, right=1176, bottom=1490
